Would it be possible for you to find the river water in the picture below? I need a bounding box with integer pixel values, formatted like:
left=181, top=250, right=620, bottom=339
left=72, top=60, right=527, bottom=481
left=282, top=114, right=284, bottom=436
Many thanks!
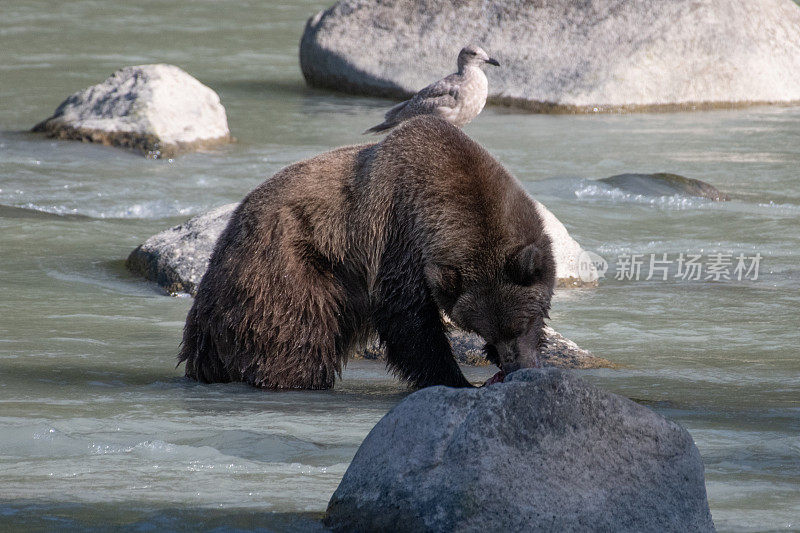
left=1, top=1, right=798, bottom=531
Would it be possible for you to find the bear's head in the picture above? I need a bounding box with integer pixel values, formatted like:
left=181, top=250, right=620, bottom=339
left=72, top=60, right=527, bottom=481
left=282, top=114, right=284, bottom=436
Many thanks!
left=425, top=242, right=555, bottom=374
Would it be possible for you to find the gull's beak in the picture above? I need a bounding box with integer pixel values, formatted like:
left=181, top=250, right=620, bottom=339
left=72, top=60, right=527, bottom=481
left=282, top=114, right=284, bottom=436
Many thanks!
left=486, top=57, right=500, bottom=67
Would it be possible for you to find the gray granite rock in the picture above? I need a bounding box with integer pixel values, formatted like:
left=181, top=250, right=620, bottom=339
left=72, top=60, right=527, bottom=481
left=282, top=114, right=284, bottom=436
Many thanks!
left=600, top=173, right=730, bottom=201
left=300, top=0, right=800, bottom=111
left=361, top=326, right=613, bottom=369
left=33, top=64, right=230, bottom=158
left=126, top=203, right=236, bottom=295
left=325, top=368, right=715, bottom=532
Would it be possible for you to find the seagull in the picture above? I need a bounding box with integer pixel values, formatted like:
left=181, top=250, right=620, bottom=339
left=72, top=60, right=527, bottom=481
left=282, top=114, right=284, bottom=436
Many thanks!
left=364, top=45, right=500, bottom=134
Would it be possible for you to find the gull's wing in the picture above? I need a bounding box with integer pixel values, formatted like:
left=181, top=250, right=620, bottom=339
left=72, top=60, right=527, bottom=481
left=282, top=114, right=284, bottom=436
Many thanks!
left=363, top=73, right=462, bottom=134
left=397, top=73, right=461, bottom=120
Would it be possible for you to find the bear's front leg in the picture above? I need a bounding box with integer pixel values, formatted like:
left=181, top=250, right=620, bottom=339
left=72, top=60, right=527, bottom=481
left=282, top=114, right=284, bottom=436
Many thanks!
left=374, top=288, right=473, bottom=389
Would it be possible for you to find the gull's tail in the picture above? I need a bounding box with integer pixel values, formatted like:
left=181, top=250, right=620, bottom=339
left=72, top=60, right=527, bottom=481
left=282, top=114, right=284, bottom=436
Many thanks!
left=363, top=121, right=397, bottom=135
left=363, top=99, right=410, bottom=135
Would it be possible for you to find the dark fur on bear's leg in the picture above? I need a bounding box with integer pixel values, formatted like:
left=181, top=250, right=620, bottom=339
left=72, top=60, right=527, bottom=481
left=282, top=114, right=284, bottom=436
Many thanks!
left=177, top=197, right=352, bottom=390
left=180, top=305, right=233, bottom=384
left=373, top=232, right=473, bottom=389
left=375, top=304, right=473, bottom=389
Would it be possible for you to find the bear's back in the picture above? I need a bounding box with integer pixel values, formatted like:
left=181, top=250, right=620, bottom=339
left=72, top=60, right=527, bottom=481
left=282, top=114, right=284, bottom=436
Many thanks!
left=221, top=116, right=548, bottom=283
left=372, top=117, right=549, bottom=267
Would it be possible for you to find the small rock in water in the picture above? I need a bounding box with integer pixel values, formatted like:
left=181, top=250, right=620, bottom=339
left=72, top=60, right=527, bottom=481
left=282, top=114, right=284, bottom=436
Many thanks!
left=600, top=173, right=730, bottom=201
left=126, top=203, right=236, bottom=295
left=362, top=325, right=612, bottom=371
left=325, top=368, right=716, bottom=532
left=33, top=64, right=230, bottom=158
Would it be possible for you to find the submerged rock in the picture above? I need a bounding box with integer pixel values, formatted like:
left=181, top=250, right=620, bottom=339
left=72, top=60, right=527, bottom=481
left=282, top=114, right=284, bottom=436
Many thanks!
left=33, top=64, right=230, bottom=158
left=300, top=0, right=800, bottom=111
left=127, top=204, right=607, bottom=369
left=360, top=326, right=613, bottom=369
left=600, top=173, right=730, bottom=201
left=325, top=368, right=715, bottom=532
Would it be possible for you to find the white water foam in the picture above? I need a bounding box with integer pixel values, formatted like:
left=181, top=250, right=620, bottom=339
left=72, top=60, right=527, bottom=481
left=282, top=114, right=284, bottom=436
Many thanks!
left=573, top=182, right=708, bottom=209
left=18, top=201, right=201, bottom=219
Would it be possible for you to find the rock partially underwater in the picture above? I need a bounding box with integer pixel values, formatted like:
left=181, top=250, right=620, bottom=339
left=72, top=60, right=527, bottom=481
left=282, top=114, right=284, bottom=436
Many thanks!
left=361, top=326, right=613, bottom=369
left=600, top=173, right=730, bottom=201
left=300, top=0, right=800, bottom=111
left=33, top=64, right=230, bottom=158
left=126, top=203, right=609, bottom=369
left=533, top=200, right=597, bottom=286
left=126, top=203, right=234, bottom=296
left=325, top=368, right=715, bottom=532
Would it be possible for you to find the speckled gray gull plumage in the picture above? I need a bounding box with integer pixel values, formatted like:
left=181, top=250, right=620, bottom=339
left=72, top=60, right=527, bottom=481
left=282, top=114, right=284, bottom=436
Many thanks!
left=364, top=45, right=499, bottom=134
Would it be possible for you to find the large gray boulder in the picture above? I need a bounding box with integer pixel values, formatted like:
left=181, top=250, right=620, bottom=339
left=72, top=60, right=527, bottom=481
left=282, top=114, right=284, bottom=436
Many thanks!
left=300, top=0, right=800, bottom=111
left=325, top=368, right=715, bottom=532
left=126, top=204, right=610, bottom=369
left=33, top=64, right=230, bottom=158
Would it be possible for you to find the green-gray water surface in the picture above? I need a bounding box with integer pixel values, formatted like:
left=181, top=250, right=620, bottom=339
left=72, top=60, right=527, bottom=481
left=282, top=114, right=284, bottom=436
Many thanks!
left=1, top=1, right=798, bottom=531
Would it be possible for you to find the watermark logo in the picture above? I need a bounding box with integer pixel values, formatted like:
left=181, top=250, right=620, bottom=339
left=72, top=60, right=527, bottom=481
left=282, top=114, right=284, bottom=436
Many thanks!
left=578, top=250, right=609, bottom=282
left=581, top=251, right=762, bottom=282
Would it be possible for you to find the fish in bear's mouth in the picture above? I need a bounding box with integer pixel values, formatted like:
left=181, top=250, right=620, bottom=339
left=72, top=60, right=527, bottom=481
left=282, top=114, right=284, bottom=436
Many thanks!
left=483, top=370, right=506, bottom=387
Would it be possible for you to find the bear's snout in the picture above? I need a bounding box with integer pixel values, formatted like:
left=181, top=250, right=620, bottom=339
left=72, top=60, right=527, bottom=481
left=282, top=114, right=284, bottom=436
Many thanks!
left=492, top=328, right=541, bottom=374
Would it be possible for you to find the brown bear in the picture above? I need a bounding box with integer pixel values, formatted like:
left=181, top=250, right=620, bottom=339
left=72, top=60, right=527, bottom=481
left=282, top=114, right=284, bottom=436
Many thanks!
left=179, top=116, right=555, bottom=389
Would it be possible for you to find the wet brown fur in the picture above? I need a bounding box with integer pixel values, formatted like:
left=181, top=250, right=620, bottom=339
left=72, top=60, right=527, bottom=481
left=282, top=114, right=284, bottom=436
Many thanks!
left=179, top=116, right=555, bottom=389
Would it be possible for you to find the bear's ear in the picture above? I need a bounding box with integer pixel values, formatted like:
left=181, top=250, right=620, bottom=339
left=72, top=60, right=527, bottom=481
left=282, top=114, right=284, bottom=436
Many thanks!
left=424, top=263, right=463, bottom=299
left=506, top=243, right=541, bottom=286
